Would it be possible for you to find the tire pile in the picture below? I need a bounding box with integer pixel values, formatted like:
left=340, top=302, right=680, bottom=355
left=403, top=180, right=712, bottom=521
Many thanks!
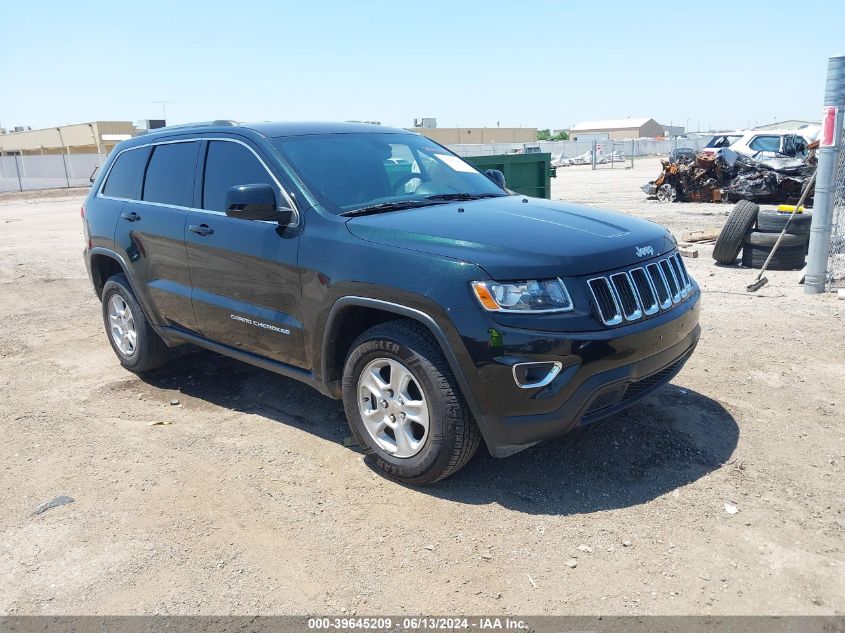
left=712, top=201, right=811, bottom=270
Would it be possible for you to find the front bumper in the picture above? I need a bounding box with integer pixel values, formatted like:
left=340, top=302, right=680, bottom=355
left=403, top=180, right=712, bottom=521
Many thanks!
left=450, top=290, right=701, bottom=457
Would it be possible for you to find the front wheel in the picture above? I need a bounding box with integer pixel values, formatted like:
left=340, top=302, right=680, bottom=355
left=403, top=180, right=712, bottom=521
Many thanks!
left=656, top=183, right=678, bottom=202
left=342, top=320, right=480, bottom=484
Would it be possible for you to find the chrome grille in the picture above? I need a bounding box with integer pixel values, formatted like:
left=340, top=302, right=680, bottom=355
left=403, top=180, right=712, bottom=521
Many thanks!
left=609, top=272, right=642, bottom=321
left=647, top=262, right=672, bottom=309
left=630, top=267, right=659, bottom=315
left=588, top=253, right=693, bottom=326
left=587, top=277, right=623, bottom=326
left=660, top=258, right=681, bottom=301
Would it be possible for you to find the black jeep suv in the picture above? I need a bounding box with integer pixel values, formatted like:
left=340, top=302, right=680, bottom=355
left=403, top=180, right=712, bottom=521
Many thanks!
left=82, top=121, right=700, bottom=483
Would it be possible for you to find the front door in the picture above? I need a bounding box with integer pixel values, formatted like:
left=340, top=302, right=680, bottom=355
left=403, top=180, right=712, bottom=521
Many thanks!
left=185, top=138, right=305, bottom=367
left=110, top=140, right=200, bottom=333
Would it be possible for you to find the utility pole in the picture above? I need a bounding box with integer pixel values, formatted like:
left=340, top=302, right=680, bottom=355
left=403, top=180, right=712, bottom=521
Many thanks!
left=805, top=54, right=845, bottom=294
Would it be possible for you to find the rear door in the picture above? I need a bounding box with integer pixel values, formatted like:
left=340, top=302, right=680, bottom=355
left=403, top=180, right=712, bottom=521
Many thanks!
left=93, top=144, right=148, bottom=253
left=112, top=139, right=200, bottom=332
left=185, top=137, right=305, bottom=367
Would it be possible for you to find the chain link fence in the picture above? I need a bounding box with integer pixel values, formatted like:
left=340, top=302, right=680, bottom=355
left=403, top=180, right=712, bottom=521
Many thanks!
left=1, top=137, right=716, bottom=194
left=0, top=153, right=106, bottom=193
left=448, top=137, right=711, bottom=165
left=827, top=126, right=845, bottom=290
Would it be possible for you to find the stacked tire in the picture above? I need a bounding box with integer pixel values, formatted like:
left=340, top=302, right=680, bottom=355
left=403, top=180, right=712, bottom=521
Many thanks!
left=741, top=232, right=807, bottom=270
left=712, top=201, right=810, bottom=270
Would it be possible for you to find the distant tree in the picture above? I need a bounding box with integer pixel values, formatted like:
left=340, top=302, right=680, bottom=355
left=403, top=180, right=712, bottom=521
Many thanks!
left=537, top=129, right=569, bottom=141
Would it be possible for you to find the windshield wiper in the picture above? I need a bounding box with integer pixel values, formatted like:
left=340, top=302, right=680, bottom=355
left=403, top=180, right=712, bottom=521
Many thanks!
left=340, top=200, right=441, bottom=217
left=424, top=193, right=505, bottom=201
left=340, top=193, right=505, bottom=217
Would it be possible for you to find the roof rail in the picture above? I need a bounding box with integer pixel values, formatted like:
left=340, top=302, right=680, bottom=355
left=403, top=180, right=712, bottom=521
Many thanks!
left=136, top=120, right=238, bottom=135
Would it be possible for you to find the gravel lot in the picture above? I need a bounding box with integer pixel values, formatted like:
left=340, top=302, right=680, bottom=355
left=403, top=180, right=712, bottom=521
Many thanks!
left=1, top=158, right=842, bottom=615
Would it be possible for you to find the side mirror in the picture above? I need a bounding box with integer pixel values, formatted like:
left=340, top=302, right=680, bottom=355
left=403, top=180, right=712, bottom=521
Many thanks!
left=485, top=169, right=506, bottom=189
left=225, top=184, right=294, bottom=224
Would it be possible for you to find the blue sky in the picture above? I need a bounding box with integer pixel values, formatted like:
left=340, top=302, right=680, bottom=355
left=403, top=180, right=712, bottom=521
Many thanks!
left=1, top=1, right=842, bottom=132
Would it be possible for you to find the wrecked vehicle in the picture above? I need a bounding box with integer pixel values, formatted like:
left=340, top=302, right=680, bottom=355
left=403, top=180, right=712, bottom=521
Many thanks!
left=668, top=148, right=696, bottom=164
left=599, top=150, right=625, bottom=164
left=727, top=130, right=814, bottom=160
left=551, top=153, right=571, bottom=167
left=642, top=143, right=817, bottom=204
left=569, top=151, right=593, bottom=165
left=699, top=133, right=743, bottom=156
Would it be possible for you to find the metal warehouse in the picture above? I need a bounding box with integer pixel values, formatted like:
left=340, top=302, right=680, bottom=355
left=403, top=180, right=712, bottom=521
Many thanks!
left=570, top=117, right=665, bottom=141
left=0, top=121, right=137, bottom=156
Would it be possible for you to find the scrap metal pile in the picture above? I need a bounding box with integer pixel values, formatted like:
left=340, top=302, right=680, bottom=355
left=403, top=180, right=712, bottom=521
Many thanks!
left=643, top=144, right=818, bottom=204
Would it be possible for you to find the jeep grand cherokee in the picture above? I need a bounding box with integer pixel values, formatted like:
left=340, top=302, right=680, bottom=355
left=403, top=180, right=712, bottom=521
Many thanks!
left=82, top=121, right=700, bottom=484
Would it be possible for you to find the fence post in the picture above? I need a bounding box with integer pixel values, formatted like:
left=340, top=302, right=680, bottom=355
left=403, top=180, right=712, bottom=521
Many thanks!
left=631, top=140, right=635, bottom=169
left=13, top=154, right=23, bottom=192
left=805, top=54, right=845, bottom=294
left=60, top=153, right=71, bottom=188
left=591, top=140, right=597, bottom=170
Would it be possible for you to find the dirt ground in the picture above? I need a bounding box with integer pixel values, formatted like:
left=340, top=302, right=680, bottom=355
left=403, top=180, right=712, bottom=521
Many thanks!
left=0, top=158, right=842, bottom=615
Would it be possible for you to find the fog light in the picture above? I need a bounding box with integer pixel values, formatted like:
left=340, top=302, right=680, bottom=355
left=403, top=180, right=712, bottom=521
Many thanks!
left=512, top=361, right=562, bottom=389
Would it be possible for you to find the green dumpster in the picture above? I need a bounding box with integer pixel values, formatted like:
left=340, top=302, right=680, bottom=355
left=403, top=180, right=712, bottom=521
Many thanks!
left=463, top=153, right=553, bottom=199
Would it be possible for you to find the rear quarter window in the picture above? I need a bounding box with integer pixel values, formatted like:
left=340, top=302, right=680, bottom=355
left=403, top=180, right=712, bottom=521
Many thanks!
left=142, top=141, right=199, bottom=207
left=101, top=147, right=150, bottom=199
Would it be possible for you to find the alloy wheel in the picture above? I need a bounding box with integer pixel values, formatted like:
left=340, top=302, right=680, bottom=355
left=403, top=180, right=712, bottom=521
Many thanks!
left=357, top=358, right=430, bottom=458
left=107, top=294, right=137, bottom=357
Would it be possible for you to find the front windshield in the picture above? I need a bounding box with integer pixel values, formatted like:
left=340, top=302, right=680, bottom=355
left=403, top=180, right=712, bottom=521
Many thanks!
left=272, top=132, right=506, bottom=214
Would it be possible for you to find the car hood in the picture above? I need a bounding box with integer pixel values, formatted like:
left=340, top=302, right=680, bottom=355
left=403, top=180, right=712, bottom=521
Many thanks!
left=345, top=196, right=676, bottom=278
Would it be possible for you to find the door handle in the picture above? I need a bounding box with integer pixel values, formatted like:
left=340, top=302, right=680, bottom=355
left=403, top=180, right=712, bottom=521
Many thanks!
left=121, top=211, right=141, bottom=222
left=189, top=224, right=214, bottom=236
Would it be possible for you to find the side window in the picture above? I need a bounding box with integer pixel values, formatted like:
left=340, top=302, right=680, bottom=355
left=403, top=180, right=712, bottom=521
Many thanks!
left=102, top=147, right=149, bottom=199
left=202, top=141, right=276, bottom=212
left=748, top=136, right=781, bottom=153
left=142, top=142, right=198, bottom=207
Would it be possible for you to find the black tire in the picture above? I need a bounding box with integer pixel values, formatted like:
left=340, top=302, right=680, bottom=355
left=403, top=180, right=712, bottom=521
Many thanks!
left=713, top=201, right=760, bottom=265
left=756, top=208, right=812, bottom=235
left=744, top=231, right=807, bottom=248
left=342, top=320, right=480, bottom=485
left=741, top=232, right=807, bottom=270
left=101, top=273, right=171, bottom=373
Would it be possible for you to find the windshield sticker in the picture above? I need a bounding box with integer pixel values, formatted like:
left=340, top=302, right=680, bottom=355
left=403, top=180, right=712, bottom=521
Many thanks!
left=433, top=153, right=477, bottom=173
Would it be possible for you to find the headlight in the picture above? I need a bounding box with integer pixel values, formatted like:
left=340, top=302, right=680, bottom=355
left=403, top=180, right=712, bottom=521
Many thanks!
left=471, top=278, right=574, bottom=313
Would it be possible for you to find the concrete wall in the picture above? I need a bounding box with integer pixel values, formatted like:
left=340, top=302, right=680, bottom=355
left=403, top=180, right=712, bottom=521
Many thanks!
left=410, top=127, right=537, bottom=145
left=448, top=137, right=711, bottom=158
left=1, top=153, right=108, bottom=192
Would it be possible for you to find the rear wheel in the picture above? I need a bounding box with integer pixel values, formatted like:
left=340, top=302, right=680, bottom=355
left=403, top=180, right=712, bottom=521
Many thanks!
left=342, top=320, right=480, bottom=484
left=101, top=273, right=171, bottom=373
